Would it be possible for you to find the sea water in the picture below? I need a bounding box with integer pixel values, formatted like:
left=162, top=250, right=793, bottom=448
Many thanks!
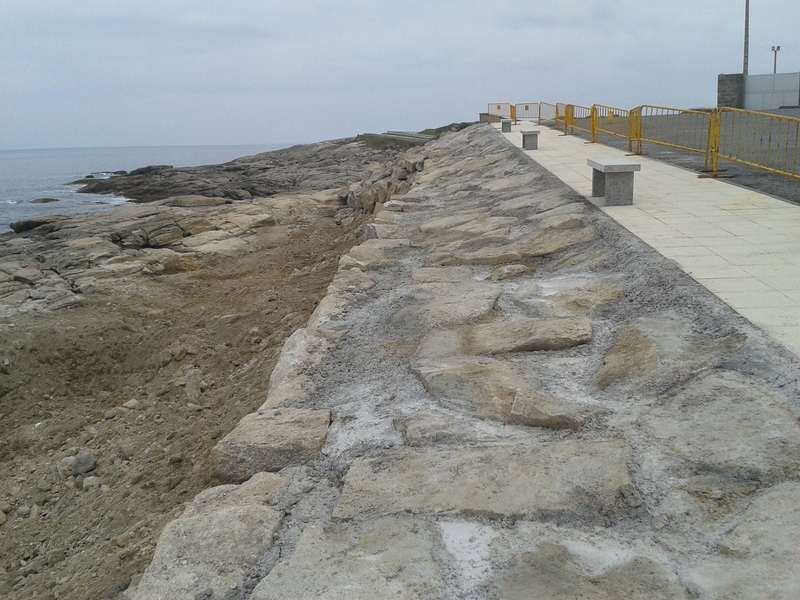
left=0, top=145, right=291, bottom=233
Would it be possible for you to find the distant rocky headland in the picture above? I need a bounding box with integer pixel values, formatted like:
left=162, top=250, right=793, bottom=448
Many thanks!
left=71, top=136, right=425, bottom=204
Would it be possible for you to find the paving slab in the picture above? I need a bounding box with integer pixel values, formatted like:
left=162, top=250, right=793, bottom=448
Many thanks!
left=413, top=356, right=596, bottom=429
left=133, top=474, right=286, bottom=600
left=687, top=482, right=800, bottom=599
left=391, top=281, right=501, bottom=328
left=414, top=316, right=593, bottom=358
left=640, top=370, right=800, bottom=482
left=210, top=408, right=331, bottom=483
left=497, top=543, right=688, bottom=600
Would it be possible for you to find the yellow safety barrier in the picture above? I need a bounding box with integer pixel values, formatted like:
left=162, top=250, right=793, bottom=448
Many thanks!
left=488, top=103, right=517, bottom=122
left=593, top=105, right=633, bottom=150
left=715, top=108, right=800, bottom=180
left=486, top=100, right=799, bottom=180
left=631, top=105, right=712, bottom=169
left=555, top=103, right=568, bottom=132
left=565, top=104, right=592, bottom=137
left=515, top=103, right=540, bottom=121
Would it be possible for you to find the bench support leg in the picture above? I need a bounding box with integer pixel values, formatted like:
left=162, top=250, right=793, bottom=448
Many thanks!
left=604, top=172, right=635, bottom=206
left=592, top=170, right=634, bottom=205
left=591, top=169, right=605, bottom=197
left=522, top=133, right=539, bottom=150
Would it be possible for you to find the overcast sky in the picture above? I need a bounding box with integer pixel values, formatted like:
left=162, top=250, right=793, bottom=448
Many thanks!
left=1, top=0, right=798, bottom=150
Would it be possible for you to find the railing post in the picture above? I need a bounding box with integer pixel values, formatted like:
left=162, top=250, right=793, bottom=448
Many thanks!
left=565, top=105, right=575, bottom=135
left=511, top=105, right=517, bottom=124
left=630, top=107, right=643, bottom=155
left=628, top=108, right=635, bottom=153
left=590, top=105, right=598, bottom=143
left=707, top=109, right=721, bottom=175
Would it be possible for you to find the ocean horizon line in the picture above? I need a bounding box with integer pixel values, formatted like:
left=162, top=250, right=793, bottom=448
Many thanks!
left=0, top=143, right=304, bottom=232
left=0, top=142, right=297, bottom=154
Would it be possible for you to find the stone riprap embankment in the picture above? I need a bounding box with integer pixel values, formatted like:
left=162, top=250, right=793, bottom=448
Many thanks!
left=127, top=124, right=800, bottom=599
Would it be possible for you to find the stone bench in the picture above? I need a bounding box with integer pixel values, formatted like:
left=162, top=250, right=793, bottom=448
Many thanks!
left=587, top=159, right=641, bottom=206
left=501, top=119, right=512, bottom=133
left=522, top=130, right=540, bottom=150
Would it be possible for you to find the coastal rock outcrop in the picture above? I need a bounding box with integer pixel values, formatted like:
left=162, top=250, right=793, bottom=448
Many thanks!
left=74, top=138, right=421, bottom=204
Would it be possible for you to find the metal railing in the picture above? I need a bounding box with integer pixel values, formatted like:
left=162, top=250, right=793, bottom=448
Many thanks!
left=555, top=103, right=568, bottom=131
left=489, top=100, right=800, bottom=180
left=565, top=104, right=592, bottom=137
left=593, top=104, right=633, bottom=150
left=715, top=108, right=800, bottom=180
left=631, top=105, right=712, bottom=169
left=515, top=103, right=540, bottom=121
left=488, top=103, right=516, bottom=122
left=539, top=102, right=558, bottom=124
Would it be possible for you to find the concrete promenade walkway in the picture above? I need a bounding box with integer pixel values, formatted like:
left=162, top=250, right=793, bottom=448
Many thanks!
left=500, top=122, right=800, bottom=357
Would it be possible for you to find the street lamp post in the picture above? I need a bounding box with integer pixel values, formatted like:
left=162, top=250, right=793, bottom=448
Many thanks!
left=772, top=45, right=781, bottom=74
left=743, top=0, right=750, bottom=76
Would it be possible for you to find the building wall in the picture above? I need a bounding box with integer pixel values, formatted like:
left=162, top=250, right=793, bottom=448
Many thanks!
left=744, top=73, right=800, bottom=110
left=718, top=73, right=744, bottom=108
left=761, top=107, right=800, bottom=119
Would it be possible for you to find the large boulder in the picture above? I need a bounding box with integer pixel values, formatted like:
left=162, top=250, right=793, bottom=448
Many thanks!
left=133, top=473, right=286, bottom=600
left=210, top=409, right=331, bottom=483
left=333, top=441, right=638, bottom=520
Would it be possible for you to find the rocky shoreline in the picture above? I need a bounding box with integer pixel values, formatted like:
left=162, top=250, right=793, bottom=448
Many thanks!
left=3, top=125, right=800, bottom=599
left=69, top=136, right=422, bottom=205
left=0, top=136, right=416, bottom=599
left=1, top=135, right=425, bottom=317
left=133, top=125, right=799, bottom=598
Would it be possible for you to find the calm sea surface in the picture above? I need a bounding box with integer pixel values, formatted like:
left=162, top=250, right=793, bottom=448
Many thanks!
left=0, top=145, right=291, bottom=234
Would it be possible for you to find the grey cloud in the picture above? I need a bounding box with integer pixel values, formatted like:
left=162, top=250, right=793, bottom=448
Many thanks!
left=1, top=0, right=797, bottom=149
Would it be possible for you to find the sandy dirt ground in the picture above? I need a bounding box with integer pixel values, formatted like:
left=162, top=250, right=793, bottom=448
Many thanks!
left=0, top=204, right=367, bottom=599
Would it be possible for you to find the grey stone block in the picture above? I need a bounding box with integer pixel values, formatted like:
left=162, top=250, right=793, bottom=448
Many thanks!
left=522, top=130, right=540, bottom=150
